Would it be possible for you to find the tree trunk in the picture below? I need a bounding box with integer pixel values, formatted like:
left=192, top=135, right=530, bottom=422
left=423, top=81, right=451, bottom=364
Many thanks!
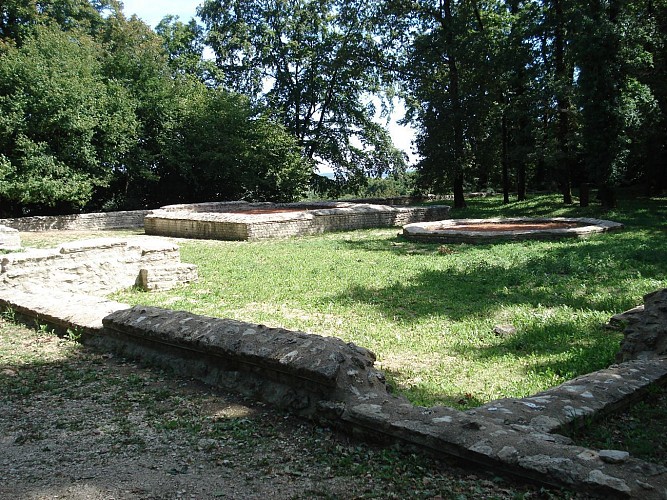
left=502, top=111, right=510, bottom=204
left=444, top=0, right=466, bottom=209
left=579, top=182, right=590, bottom=207
left=554, top=0, right=573, bottom=204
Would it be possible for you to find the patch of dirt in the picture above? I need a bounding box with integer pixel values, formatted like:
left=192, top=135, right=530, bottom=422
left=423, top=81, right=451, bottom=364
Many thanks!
left=0, top=319, right=585, bottom=499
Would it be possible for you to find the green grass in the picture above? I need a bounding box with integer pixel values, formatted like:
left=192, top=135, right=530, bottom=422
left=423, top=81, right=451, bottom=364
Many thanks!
left=112, top=193, right=667, bottom=409
left=565, top=383, right=667, bottom=466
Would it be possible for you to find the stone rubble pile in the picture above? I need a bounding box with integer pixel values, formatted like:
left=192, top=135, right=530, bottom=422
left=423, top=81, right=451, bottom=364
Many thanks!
left=616, top=288, right=667, bottom=362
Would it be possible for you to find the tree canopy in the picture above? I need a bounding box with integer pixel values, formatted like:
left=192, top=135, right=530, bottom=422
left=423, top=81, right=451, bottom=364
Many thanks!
left=1, top=0, right=666, bottom=215
left=0, top=0, right=310, bottom=216
left=198, top=0, right=407, bottom=184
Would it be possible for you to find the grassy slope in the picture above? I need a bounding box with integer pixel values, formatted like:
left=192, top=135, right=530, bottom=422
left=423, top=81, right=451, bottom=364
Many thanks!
left=111, top=194, right=666, bottom=409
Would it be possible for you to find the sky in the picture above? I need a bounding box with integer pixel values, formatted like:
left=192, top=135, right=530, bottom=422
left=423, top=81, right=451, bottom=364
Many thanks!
left=119, top=1, right=418, bottom=171
left=120, top=0, right=201, bottom=28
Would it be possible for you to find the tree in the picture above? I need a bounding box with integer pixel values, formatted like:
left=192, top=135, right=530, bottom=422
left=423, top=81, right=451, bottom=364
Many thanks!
left=0, top=24, right=138, bottom=215
left=388, top=0, right=506, bottom=208
left=198, top=0, right=406, bottom=181
left=574, top=0, right=626, bottom=208
left=160, top=82, right=311, bottom=203
left=0, top=0, right=114, bottom=45
left=155, top=15, right=221, bottom=84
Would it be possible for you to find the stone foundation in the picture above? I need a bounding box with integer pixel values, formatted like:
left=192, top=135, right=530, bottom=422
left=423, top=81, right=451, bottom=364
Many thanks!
left=402, top=217, right=624, bottom=244
left=145, top=201, right=451, bottom=241
left=0, top=209, right=151, bottom=232
left=1, top=237, right=197, bottom=295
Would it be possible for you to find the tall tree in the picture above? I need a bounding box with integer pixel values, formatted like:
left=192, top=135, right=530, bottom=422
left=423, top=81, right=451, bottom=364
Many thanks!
left=0, top=23, right=138, bottom=215
left=575, top=0, right=625, bottom=208
left=388, top=0, right=505, bottom=208
left=198, top=0, right=406, bottom=181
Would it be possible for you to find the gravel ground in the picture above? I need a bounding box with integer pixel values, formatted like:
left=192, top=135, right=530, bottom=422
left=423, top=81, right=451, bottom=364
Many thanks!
left=0, top=318, right=585, bottom=500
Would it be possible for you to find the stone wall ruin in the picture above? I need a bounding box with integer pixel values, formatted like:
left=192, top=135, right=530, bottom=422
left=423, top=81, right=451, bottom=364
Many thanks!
left=0, top=209, right=151, bottom=232
left=1, top=285, right=667, bottom=497
left=145, top=201, right=451, bottom=241
left=1, top=237, right=197, bottom=296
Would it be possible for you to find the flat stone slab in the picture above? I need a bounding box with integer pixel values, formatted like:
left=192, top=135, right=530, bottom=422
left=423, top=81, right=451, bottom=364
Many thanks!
left=0, top=288, right=128, bottom=331
left=402, top=217, right=624, bottom=244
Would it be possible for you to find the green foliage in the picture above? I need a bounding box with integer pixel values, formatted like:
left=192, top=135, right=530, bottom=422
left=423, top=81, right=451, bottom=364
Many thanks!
left=199, top=0, right=406, bottom=180
left=161, top=83, right=310, bottom=203
left=0, top=0, right=310, bottom=214
left=3, top=0, right=667, bottom=214
left=382, top=0, right=667, bottom=204
left=0, top=24, right=137, bottom=214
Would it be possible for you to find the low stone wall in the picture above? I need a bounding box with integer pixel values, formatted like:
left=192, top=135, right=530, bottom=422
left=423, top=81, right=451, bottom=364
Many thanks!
left=1, top=237, right=197, bottom=295
left=101, top=306, right=387, bottom=415
left=0, top=209, right=151, bottom=232
left=2, top=298, right=663, bottom=497
left=146, top=202, right=451, bottom=241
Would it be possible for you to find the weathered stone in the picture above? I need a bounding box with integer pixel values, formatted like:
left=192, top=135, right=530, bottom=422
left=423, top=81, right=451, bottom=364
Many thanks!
left=493, top=324, right=517, bottom=337
left=608, top=305, right=645, bottom=330
left=469, top=440, right=494, bottom=457
left=636, top=479, right=656, bottom=490
left=617, top=289, right=667, bottom=362
left=599, top=450, right=631, bottom=464
left=0, top=210, right=150, bottom=231
left=585, top=469, right=632, bottom=495
left=577, top=450, right=599, bottom=462
left=1, top=237, right=196, bottom=295
left=497, top=446, right=519, bottom=464
left=517, top=455, right=581, bottom=484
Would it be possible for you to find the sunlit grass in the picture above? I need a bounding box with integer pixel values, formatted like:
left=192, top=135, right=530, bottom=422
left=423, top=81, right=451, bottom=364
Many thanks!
left=112, top=194, right=667, bottom=408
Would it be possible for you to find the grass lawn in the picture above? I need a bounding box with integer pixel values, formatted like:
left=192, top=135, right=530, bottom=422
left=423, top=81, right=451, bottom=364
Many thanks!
left=107, top=193, right=666, bottom=409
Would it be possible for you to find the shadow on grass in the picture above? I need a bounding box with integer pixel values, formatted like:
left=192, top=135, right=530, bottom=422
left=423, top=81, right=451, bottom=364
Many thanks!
left=332, top=205, right=664, bottom=394
left=381, top=365, right=488, bottom=409
left=337, top=230, right=667, bottom=324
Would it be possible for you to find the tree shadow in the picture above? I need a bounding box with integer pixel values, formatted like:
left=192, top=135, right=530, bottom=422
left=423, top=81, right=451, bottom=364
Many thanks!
left=336, top=230, right=667, bottom=324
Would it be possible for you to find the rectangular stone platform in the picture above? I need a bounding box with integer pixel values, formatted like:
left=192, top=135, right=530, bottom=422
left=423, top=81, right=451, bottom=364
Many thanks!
left=145, top=201, right=451, bottom=241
